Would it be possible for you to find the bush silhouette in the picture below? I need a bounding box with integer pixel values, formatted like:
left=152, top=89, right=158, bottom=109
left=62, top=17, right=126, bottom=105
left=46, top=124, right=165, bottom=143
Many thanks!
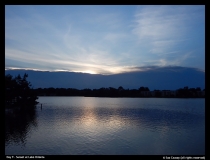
left=5, top=73, right=38, bottom=111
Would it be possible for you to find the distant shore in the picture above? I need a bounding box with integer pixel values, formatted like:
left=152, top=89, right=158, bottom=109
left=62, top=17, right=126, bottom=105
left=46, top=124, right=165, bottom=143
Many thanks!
left=34, top=86, right=205, bottom=98
left=37, top=95, right=205, bottom=98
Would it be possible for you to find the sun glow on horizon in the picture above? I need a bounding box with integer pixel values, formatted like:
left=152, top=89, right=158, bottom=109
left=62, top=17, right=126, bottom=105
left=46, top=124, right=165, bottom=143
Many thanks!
left=74, top=70, right=98, bottom=74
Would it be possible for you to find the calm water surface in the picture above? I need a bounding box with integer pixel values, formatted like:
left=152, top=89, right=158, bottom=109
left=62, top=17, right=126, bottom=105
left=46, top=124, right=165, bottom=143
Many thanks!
left=5, top=97, right=205, bottom=155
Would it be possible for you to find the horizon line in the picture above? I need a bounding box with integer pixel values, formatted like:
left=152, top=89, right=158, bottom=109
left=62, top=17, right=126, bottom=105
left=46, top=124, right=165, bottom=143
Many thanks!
left=5, top=65, right=205, bottom=75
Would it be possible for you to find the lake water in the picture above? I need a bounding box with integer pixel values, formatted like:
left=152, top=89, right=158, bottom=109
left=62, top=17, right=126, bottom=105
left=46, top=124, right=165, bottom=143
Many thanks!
left=5, top=97, right=205, bottom=155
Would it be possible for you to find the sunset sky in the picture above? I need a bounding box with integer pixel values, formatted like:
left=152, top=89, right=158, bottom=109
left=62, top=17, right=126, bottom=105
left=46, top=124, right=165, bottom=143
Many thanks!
left=5, top=5, right=205, bottom=75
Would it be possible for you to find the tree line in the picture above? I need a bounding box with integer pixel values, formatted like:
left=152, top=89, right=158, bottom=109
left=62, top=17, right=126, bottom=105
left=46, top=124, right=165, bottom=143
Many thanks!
left=34, top=86, right=149, bottom=97
left=33, top=86, right=205, bottom=98
left=5, top=73, right=205, bottom=112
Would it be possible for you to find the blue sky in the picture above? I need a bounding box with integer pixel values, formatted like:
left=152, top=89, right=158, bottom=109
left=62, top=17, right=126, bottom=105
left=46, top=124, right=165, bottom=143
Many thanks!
left=5, top=5, right=205, bottom=75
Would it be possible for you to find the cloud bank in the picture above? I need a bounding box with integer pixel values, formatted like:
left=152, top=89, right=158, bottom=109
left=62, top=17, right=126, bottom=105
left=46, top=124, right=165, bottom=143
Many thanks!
left=5, top=66, right=205, bottom=90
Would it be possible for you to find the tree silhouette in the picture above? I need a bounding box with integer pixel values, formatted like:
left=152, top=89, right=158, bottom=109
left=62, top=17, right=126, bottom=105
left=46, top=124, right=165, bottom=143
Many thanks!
left=31, top=86, right=204, bottom=98
left=5, top=73, right=38, bottom=111
left=139, top=86, right=150, bottom=91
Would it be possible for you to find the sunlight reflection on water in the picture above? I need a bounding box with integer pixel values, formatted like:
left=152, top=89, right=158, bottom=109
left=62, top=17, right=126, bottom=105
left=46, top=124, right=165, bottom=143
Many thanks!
left=5, top=97, right=205, bottom=155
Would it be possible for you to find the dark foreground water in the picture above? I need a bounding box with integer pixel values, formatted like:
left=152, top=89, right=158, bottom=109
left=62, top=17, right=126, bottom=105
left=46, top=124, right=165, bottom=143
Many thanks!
left=5, top=97, right=205, bottom=155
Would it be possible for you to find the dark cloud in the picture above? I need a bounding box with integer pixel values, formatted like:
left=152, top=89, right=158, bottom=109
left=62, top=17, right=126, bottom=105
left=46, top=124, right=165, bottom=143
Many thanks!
left=5, top=66, right=205, bottom=90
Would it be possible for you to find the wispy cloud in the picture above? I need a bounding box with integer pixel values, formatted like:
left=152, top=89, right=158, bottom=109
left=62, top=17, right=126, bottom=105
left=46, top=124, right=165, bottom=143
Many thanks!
left=5, top=5, right=205, bottom=74
left=133, top=6, right=190, bottom=52
left=131, top=5, right=205, bottom=69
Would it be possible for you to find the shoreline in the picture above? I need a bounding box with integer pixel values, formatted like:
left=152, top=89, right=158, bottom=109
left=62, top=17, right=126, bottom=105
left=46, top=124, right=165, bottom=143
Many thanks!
left=37, top=95, right=205, bottom=98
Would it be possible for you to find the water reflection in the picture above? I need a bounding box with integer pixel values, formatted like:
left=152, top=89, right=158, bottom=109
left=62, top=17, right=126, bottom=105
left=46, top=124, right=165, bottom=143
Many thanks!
left=5, top=107, right=38, bottom=147
left=5, top=98, right=205, bottom=155
left=51, top=106, right=204, bottom=130
left=41, top=102, right=204, bottom=141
